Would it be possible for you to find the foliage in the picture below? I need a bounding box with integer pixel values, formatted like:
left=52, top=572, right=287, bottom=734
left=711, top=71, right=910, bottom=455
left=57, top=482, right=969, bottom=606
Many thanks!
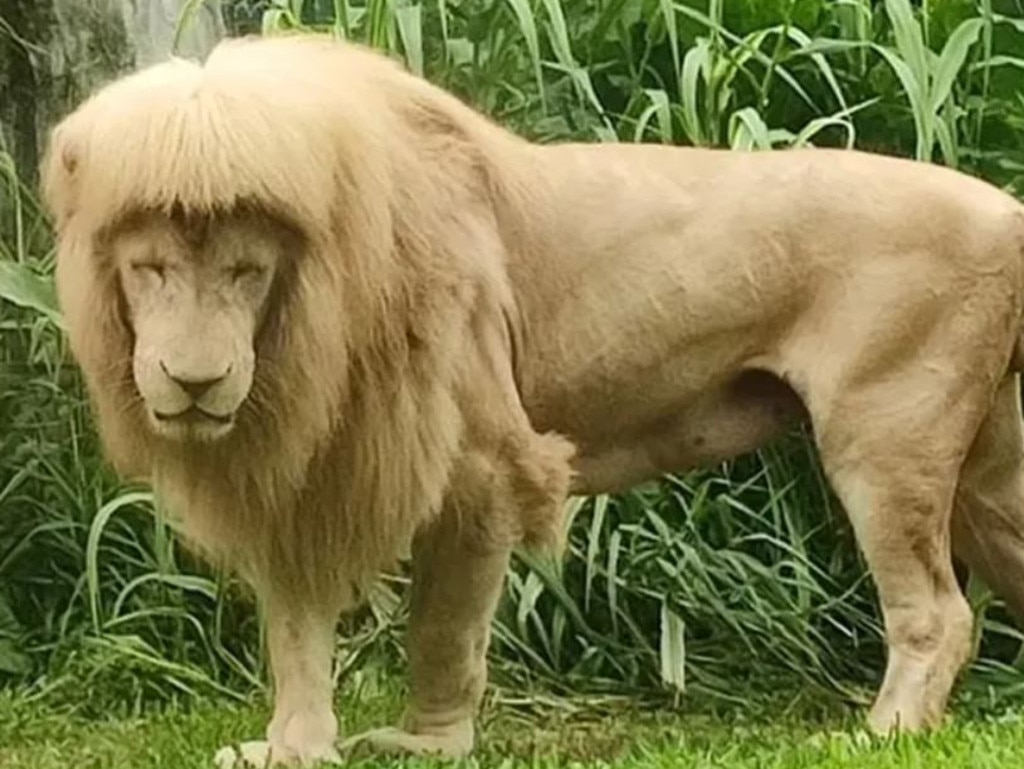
left=1, top=0, right=1024, bottom=716
left=4, top=681, right=1024, bottom=768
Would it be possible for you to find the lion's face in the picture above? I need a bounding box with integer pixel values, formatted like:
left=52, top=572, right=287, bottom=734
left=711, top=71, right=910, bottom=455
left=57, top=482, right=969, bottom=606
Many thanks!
left=111, top=212, right=282, bottom=443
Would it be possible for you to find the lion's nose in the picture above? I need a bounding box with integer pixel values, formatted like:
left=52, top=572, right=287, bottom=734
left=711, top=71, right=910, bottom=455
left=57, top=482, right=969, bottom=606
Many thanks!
left=160, top=361, right=231, bottom=400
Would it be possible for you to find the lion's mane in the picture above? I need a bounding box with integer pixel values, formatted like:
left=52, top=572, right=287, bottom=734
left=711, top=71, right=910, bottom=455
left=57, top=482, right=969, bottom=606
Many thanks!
left=41, top=35, right=567, bottom=606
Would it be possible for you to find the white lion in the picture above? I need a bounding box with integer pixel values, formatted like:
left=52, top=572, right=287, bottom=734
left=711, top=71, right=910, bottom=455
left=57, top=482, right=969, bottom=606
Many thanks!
left=43, top=33, right=1024, bottom=767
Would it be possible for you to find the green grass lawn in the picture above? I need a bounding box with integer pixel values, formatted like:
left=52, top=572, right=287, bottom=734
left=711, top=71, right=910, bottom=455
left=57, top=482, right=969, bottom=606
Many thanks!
left=3, top=680, right=1024, bottom=769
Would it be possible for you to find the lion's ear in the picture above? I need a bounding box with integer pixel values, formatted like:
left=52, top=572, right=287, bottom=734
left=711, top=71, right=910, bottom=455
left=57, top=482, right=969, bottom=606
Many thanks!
left=58, top=131, right=79, bottom=176
left=40, top=122, right=81, bottom=227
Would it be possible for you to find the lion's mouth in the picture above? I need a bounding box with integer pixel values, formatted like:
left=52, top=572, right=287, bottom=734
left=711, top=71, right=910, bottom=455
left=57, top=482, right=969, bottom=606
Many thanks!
left=154, top=406, right=235, bottom=426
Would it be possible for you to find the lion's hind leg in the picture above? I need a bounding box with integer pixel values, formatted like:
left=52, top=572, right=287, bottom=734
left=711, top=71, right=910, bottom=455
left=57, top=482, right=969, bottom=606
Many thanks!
left=952, top=374, right=1024, bottom=623
left=813, top=376, right=987, bottom=734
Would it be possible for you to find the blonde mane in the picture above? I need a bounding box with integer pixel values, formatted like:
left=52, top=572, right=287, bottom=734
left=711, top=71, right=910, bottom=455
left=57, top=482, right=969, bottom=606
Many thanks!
left=42, top=35, right=540, bottom=606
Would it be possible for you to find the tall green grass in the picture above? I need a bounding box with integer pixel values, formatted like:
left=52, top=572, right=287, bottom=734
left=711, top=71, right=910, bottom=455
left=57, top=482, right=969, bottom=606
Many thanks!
left=2, top=0, right=1024, bottom=715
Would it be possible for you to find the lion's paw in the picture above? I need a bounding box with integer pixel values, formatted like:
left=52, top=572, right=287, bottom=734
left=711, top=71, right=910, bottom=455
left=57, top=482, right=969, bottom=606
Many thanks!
left=339, top=722, right=473, bottom=760
left=214, top=739, right=341, bottom=768
left=214, top=741, right=272, bottom=769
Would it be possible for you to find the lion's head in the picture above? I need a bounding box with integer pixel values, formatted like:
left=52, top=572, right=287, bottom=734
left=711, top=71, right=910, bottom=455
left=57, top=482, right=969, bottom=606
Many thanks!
left=108, top=208, right=289, bottom=442
left=39, top=39, right=379, bottom=472
left=38, top=34, right=552, bottom=602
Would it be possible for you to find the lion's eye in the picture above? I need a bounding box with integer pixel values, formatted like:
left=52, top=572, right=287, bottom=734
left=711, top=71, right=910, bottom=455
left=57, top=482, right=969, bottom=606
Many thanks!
left=229, top=263, right=266, bottom=282
left=130, top=262, right=166, bottom=281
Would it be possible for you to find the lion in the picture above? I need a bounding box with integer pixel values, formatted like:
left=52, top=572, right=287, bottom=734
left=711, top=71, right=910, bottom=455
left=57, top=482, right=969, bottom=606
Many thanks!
left=41, top=32, right=1024, bottom=767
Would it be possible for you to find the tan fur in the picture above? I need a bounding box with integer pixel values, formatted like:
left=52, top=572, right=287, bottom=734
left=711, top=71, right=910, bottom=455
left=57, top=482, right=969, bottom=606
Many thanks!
left=43, top=37, right=573, bottom=612
left=43, top=33, right=1024, bottom=766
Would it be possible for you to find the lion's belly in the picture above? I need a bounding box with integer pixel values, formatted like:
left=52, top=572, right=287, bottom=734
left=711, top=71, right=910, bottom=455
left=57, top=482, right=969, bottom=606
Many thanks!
left=532, top=368, right=807, bottom=496
left=515, top=260, right=805, bottom=495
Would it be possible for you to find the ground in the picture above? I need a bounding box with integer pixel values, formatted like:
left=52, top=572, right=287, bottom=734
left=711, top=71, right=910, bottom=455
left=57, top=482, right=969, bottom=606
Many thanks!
left=2, top=678, right=1024, bottom=769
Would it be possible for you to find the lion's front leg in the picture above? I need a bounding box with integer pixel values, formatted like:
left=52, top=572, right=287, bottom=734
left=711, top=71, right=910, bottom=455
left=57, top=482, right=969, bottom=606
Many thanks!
left=342, top=316, right=574, bottom=761
left=216, top=591, right=341, bottom=768
left=342, top=510, right=511, bottom=759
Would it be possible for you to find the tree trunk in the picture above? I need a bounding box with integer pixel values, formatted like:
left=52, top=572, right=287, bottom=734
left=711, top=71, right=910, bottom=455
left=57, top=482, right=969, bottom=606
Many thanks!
left=118, top=0, right=225, bottom=67
left=0, top=0, right=224, bottom=183
left=0, top=0, right=62, bottom=184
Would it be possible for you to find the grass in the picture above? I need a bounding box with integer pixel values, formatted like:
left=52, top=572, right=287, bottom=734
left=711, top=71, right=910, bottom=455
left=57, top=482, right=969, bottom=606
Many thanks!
left=2, top=678, right=1024, bottom=769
